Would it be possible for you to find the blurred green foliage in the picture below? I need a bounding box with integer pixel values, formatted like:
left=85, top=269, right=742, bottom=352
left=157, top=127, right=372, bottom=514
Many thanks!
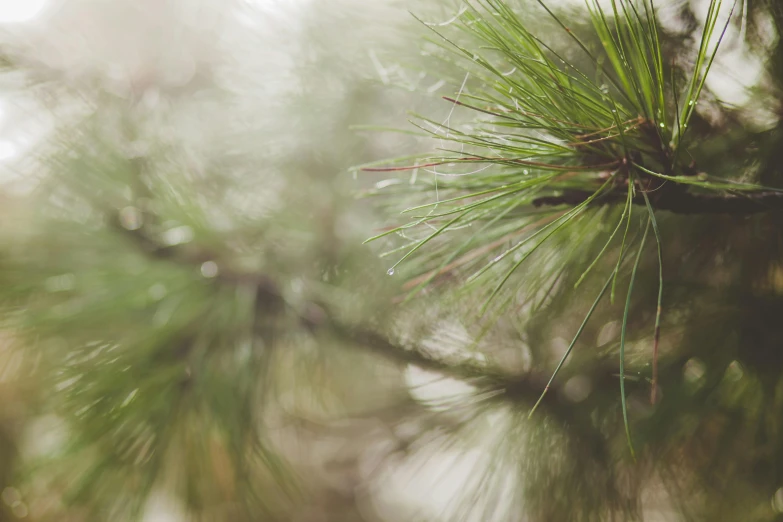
left=0, top=1, right=782, bottom=521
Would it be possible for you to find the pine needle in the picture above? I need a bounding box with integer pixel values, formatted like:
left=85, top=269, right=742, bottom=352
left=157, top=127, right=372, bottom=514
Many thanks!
left=619, top=213, right=652, bottom=459
left=528, top=268, right=615, bottom=418
left=641, top=187, right=663, bottom=405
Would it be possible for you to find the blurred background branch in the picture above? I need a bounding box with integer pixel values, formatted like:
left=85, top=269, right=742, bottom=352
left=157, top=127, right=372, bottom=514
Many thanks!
left=0, top=0, right=781, bottom=521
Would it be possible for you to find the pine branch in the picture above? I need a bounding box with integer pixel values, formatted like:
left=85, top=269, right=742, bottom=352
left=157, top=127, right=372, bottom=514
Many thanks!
left=112, top=211, right=568, bottom=414
left=533, top=186, right=783, bottom=215
left=334, top=326, right=541, bottom=395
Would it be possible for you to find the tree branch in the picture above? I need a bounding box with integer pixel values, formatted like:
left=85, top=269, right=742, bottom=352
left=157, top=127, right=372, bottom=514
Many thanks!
left=330, top=325, right=567, bottom=411
left=533, top=186, right=783, bottom=215
left=112, top=212, right=569, bottom=414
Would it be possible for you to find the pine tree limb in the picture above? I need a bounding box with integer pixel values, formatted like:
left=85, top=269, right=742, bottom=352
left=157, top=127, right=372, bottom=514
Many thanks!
left=330, top=324, right=573, bottom=413
left=110, top=211, right=577, bottom=417
left=533, top=186, right=783, bottom=215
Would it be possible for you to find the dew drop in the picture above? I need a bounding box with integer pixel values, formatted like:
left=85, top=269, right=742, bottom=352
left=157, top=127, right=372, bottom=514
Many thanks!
left=659, top=122, right=665, bottom=128
left=162, top=225, right=193, bottom=246
left=200, top=261, right=219, bottom=278
left=119, top=206, right=142, bottom=231
left=387, top=268, right=395, bottom=276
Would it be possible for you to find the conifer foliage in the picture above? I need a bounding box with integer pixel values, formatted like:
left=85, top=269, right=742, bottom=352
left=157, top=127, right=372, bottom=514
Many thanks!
left=1, top=0, right=783, bottom=521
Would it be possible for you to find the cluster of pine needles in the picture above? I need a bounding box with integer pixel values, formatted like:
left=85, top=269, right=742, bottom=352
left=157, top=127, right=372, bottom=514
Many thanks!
left=357, top=0, right=779, bottom=456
